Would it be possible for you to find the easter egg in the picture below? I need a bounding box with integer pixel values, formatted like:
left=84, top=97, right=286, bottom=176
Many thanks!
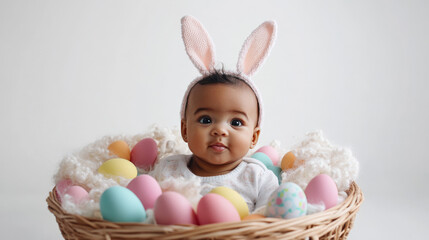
left=130, top=138, right=158, bottom=170
left=265, top=182, right=307, bottom=219
left=251, top=152, right=273, bottom=168
left=267, top=165, right=282, bottom=185
left=154, top=191, right=198, bottom=225
left=127, top=174, right=162, bottom=209
left=64, top=185, right=88, bottom=204
left=305, top=174, right=338, bottom=209
left=242, top=214, right=265, bottom=221
left=100, top=186, right=146, bottom=222
left=108, top=140, right=131, bottom=160
left=281, top=151, right=296, bottom=170
left=256, top=145, right=280, bottom=165
left=55, top=179, right=72, bottom=202
left=98, top=158, right=137, bottom=180
left=197, top=193, right=241, bottom=225
left=209, top=186, right=249, bottom=219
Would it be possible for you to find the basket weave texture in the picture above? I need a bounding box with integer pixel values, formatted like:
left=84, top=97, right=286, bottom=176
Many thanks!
left=47, top=182, right=363, bottom=240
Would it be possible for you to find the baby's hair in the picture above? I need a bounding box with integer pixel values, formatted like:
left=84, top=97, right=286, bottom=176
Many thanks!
left=183, top=69, right=242, bottom=119
left=198, top=68, right=245, bottom=86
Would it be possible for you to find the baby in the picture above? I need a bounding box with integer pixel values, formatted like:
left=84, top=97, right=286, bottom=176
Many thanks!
left=154, top=16, right=279, bottom=212
left=182, top=71, right=261, bottom=178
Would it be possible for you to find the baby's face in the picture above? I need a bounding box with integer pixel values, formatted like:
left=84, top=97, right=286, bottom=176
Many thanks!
left=181, top=82, right=260, bottom=171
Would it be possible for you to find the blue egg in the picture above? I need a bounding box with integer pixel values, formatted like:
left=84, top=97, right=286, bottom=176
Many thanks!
left=267, top=165, right=282, bottom=184
left=100, top=186, right=146, bottom=222
left=251, top=152, right=273, bottom=168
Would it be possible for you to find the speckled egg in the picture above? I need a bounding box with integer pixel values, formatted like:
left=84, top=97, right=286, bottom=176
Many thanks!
left=265, top=182, right=307, bottom=219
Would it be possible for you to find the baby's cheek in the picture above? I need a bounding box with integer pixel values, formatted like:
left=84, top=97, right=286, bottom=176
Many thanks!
left=188, top=140, right=202, bottom=153
left=234, top=133, right=254, bottom=154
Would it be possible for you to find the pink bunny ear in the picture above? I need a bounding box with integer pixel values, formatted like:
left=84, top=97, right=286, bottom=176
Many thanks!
left=237, top=21, right=277, bottom=77
left=181, top=16, right=216, bottom=75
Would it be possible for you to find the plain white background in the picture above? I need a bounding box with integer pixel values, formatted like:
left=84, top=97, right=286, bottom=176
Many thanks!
left=1, top=0, right=428, bottom=239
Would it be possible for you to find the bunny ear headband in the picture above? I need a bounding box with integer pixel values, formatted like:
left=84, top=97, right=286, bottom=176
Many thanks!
left=180, top=15, right=277, bottom=127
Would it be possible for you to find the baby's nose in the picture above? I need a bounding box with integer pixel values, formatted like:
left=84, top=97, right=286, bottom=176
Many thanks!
left=210, top=123, right=228, bottom=136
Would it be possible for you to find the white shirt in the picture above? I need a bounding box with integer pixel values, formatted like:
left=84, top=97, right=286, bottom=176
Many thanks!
left=153, top=154, right=279, bottom=212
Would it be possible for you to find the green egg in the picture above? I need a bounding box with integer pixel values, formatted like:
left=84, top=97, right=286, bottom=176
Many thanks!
left=251, top=152, right=273, bottom=168
left=267, top=165, right=282, bottom=185
left=100, top=186, right=146, bottom=222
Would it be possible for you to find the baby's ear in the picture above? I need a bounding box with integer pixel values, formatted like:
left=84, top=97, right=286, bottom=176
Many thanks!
left=250, top=127, right=261, bottom=149
left=237, top=21, right=277, bottom=77
left=181, top=119, right=188, bottom=143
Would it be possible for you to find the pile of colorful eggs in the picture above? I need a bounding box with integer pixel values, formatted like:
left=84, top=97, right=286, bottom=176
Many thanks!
left=247, top=146, right=340, bottom=219
left=55, top=138, right=159, bottom=209
left=100, top=175, right=256, bottom=224
left=57, top=175, right=257, bottom=224
left=56, top=141, right=341, bottom=224
left=265, top=174, right=339, bottom=219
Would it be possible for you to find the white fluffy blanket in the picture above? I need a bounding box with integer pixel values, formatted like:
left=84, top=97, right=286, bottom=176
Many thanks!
left=54, top=125, right=359, bottom=220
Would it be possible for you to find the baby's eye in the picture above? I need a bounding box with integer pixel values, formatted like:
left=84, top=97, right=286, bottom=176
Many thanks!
left=198, top=116, right=212, bottom=124
left=231, top=119, right=243, bottom=127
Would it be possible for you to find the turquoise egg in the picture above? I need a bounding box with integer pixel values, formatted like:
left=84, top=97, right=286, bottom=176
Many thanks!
left=100, top=186, right=146, bottom=222
left=251, top=152, right=273, bottom=168
left=265, top=182, right=307, bottom=219
left=267, top=165, right=282, bottom=184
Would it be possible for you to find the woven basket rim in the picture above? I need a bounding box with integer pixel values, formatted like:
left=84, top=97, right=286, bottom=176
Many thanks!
left=47, top=182, right=363, bottom=240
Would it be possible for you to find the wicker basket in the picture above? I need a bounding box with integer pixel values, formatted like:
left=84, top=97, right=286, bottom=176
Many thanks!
left=47, top=182, right=363, bottom=240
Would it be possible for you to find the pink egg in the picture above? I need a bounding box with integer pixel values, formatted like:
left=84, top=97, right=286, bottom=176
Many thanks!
left=197, top=193, right=241, bottom=225
left=130, top=138, right=158, bottom=170
left=64, top=186, right=89, bottom=204
left=256, top=146, right=280, bottom=166
left=154, top=191, right=198, bottom=225
left=127, top=174, right=162, bottom=209
left=305, top=174, right=338, bottom=209
left=55, top=179, right=72, bottom=201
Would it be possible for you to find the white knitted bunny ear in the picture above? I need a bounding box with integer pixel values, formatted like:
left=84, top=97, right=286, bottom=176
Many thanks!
left=181, top=16, right=216, bottom=75
left=237, top=21, right=277, bottom=77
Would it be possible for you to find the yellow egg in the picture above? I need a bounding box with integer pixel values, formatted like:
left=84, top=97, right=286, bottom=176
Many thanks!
left=281, top=151, right=296, bottom=170
left=209, top=186, right=249, bottom=219
left=98, top=158, right=137, bottom=180
left=108, top=140, right=131, bottom=160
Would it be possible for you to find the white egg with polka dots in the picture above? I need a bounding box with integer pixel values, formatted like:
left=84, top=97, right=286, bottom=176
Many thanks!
left=265, top=182, right=307, bottom=219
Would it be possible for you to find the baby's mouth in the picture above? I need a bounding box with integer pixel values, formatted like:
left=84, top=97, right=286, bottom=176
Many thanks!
left=209, top=143, right=227, bottom=152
